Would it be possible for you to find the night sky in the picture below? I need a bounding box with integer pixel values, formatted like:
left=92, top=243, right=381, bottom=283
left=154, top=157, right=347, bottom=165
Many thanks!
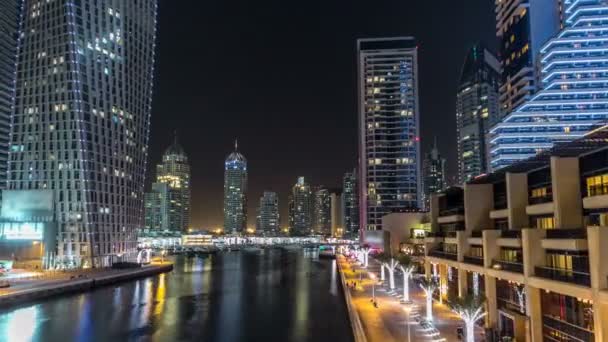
left=149, top=0, right=497, bottom=228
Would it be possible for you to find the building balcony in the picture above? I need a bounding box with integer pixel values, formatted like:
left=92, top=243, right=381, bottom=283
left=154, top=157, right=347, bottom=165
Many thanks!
left=439, top=207, right=464, bottom=217
left=463, top=255, right=484, bottom=266
left=583, top=184, right=608, bottom=209
left=437, top=207, right=465, bottom=224
left=425, top=231, right=444, bottom=243
left=541, top=229, right=588, bottom=250
left=545, top=228, right=587, bottom=239
left=528, top=194, right=553, bottom=205
left=534, top=266, right=591, bottom=287
left=526, top=201, right=554, bottom=216
left=428, top=249, right=458, bottom=261
left=501, top=230, right=522, bottom=239
left=492, top=259, right=524, bottom=273
left=542, top=315, right=595, bottom=342
left=497, top=230, right=523, bottom=248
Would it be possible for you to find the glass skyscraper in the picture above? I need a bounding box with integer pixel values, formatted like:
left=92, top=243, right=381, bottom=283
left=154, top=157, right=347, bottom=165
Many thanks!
left=456, top=44, right=501, bottom=182
left=495, top=0, right=562, bottom=115
left=491, top=0, right=608, bottom=169
left=357, top=37, right=421, bottom=231
left=342, top=169, right=359, bottom=235
left=223, top=141, right=247, bottom=234
left=144, top=136, right=190, bottom=233
left=8, top=0, right=158, bottom=267
left=0, top=0, right=22, bottom=196
left=422, top=139, right=446, bottom=210
left=288, top=177, right=313, bottom=236
left=256, top=191, right=279, bottom=235
left=313, top=187, right=331, bottom=235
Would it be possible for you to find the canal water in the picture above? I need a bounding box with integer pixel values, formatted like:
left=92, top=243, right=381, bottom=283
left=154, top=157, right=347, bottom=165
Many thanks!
left=0, top=249, right=354, bottom=342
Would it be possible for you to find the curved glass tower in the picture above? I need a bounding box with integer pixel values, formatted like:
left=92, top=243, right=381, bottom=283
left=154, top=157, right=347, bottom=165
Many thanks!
left=223, top=141, right=247, bottom=234
left=491, top=0, right=608, bottom=169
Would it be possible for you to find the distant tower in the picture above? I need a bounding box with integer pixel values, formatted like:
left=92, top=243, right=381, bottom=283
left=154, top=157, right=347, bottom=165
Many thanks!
left=145, top=134, right=191, bottom=232
left=288, top=177, right=313, bottom=236
left=456, top=44, right=500, bottom=182
left=357, top=37, right=422, bottom=231
left=313, top=188, right=331, bottom=235
left=224, top=140, right=248, bottom=234
left=422, top=138, right=447, bottom=210
left=256, top=191, right=280, bottom=235
left=342, top=169, right=359, bottom=235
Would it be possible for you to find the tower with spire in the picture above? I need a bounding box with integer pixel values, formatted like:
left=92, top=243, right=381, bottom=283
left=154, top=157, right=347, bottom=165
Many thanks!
left=144, top=132, right=191, bottom=233
left=422, top=138, right=446, bottom=210
left=223, top=139, right=248, bottom=234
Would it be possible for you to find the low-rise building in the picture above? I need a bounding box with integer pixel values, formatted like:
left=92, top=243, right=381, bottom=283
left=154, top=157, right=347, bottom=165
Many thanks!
left=424, top=125, right=608, bottom=341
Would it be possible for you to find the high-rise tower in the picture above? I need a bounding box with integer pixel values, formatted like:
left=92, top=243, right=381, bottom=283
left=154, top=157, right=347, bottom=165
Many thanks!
left=357, top=37, right=422, bottom=231
left=144, top=135, right=190, bottom=232
left=495, top=0, right=562, bottom=114
left=223, top=140, right=247, bottom=234
left=422, top=139, right=447, bottom=210
left=288, top=177, right=313, bottom=236
left=491, top=0, right=608, bottom=169
left=8, top=0, right=158, bottom=267
left=456, top=44, right=501, bottom=182
left=256, top=191, right=279, bottom=235
left=0, top=0, right=23, bottom=197
left=342, top=169, right=359, bottom=235
left=313, top=188, right=331, bottom=235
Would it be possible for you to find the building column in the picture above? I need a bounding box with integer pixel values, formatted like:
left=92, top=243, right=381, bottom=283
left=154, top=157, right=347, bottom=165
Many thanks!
left=482, top=229, right=500, bottom=268
left=505, top=172, right=528, bottom=230
left=588, top=226, right=608, bottom=341
left=458, top=268, right=468, bottom=297
left=525, top=285, right=543, bottom=342
left=522, top=228, right=545, bottom=278
left=551, top=157, right=583, bottom=229
left=464, top=183, right=494, bottom=231
left=485, top=275, right=498, bottom=330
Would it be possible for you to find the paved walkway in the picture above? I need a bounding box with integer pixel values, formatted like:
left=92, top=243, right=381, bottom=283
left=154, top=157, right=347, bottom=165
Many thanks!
left=339, top=256, right=485, bottom=342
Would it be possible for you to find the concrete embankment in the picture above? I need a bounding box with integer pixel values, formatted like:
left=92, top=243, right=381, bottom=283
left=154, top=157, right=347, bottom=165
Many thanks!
left=337, top=257, right=368, bottom=342
left=0, top=264, right=173, bottom=307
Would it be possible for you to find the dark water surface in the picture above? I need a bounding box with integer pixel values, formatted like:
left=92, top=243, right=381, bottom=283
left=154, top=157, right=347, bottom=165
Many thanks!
left=0, top=249, right=354, bottom=342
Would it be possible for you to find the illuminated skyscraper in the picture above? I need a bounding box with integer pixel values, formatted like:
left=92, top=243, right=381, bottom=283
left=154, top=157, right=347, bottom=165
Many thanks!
left=144, top=136, right=190, bottom=232
left=313, top=187, right=331, bottom=235
left=342, top=169, right=359, bottom=235
left=224, top=141, right=247, bottom=233
left=491, top=0, right=608, bottom=169
left=8, top=0, right=158, bottom=267
left=357, top=37, right=422, bottom=231
left=288, top=177, right=312, bottom=236
left=0, top=0, right=22, bottom=197
left=422, top=139, right=446, bottom=210
left=456, top=44, right=501, bottom=182
left=495, top=0, right=562, bottom=114
left=256, top=191, right=279, bottom=235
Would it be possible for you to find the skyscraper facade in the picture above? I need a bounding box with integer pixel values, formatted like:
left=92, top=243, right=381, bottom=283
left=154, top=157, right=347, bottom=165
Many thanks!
left=256, top=191, right=279, bottom=235
left=0, top=0, right=23, bottom=196
left=357, top=37, right=422, bottom=231
left=422, top=140, right=446, bottom=210
left=342, top=169, right=359, bottom=235
left=456, top=44, right=501, bottom=182
left=223, top=141, right=247, bottom=233
left=288, top=177, right=312, bottom=236
left=313, top=187, right=331, bottom=235
left=144, top=136, right=190, bottom=232
left=7, top=0, right=158, bottom=267
left=491, top=0, right=608, bottom=169
left=330, top=190, right=343, bottom=237
left=495, top=0, right=562, bottom=114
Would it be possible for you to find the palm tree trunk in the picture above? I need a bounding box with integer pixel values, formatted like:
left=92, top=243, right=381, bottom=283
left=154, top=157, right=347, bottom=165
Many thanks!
left=403, top=272, right=409, bottom=302
left=426, top=296, right=433, bottom=321
left=466, top=321, right=475, bottom=342
left=389, top=268, right=395, bottom=289
left=381, top=264, right=385, bottom=281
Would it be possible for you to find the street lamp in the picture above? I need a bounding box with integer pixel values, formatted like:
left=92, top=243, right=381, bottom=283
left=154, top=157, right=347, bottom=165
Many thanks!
left=369, top=273, right=376, bottom=306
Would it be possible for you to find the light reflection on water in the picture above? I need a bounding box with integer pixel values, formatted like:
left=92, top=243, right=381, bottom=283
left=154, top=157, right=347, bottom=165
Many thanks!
left=0, top=250, right=353, bottom=342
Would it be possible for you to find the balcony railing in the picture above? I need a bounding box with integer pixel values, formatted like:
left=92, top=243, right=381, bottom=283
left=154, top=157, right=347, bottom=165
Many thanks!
left=494, top=197, right=507, bottom=210
left=445, top=231, right=457, bottom=238
left=492, top=259, right=524, bottom=273
left=528, top=194, right=553, bottom=205
left=463, top=255, right=484, bottom=266
left=545, top=228, right=587, bottom=239
left=588, top=184, right=608, bottom=197
left=471, top=231, right=483, bottom=238
left=543, top=315, right=595, bottom=342
left=501, top=230, right=522, bottom=239
left=428, top=249, right=458, bottom=261
left=425, top=231, right=445, bottom=238
left=439, top=207, right=464, bottom=217
left=535, top=266, right=591, bottom=286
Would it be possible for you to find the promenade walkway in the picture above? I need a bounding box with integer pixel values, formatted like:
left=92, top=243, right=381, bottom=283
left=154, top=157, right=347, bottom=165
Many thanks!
left=339, top=255, right=485, bottom=342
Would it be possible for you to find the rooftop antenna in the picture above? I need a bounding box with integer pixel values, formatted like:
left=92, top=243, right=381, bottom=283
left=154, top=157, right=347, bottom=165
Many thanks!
left=235, top=138, right=238, bottom=151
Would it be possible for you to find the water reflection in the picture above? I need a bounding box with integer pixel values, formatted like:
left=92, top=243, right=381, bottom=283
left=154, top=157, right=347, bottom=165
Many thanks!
left=0, top=250, right=354, bottom=342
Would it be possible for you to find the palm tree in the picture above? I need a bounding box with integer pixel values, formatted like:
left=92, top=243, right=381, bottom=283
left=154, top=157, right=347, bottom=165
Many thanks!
left=419, top=277, right=438, bottom=322
left=451, top=294, right=487, bottom=342
left=396, top=254, right=415, bottom=302
left=361, top=244, right=371, bottom=268
left=376, top=252, right=398, bottom=289
left=375, top=252, right=389, bottom=281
